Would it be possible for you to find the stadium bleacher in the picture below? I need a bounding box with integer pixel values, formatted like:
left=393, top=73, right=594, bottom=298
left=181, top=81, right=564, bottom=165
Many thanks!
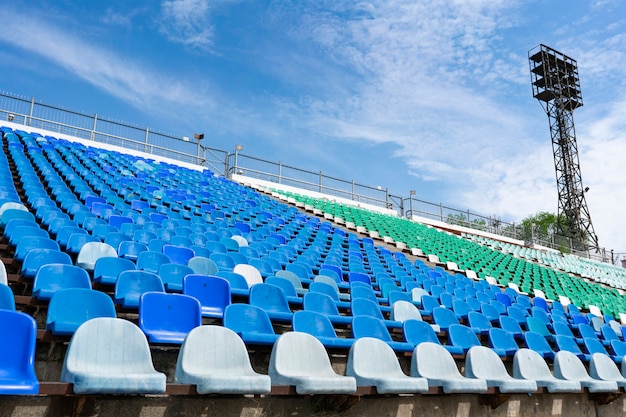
left=2, top=125, right=626, bottom=416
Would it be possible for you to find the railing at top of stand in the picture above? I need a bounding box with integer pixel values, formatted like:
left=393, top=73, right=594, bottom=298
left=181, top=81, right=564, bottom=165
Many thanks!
left=0, top=90, right=611, bottom=263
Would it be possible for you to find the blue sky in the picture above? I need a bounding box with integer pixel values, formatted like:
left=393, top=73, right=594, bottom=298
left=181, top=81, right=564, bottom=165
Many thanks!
left=1, top=0, right=626, bottom=256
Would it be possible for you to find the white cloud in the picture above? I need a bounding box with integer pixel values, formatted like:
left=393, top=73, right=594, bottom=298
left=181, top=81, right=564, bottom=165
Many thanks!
left=0, top=6, right=214, bottom=120
left=159, top=0, right=214, bottom=49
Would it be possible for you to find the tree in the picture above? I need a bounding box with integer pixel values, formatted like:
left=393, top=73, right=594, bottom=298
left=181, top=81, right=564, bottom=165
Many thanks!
left=519, top=211, right=571, bottom=252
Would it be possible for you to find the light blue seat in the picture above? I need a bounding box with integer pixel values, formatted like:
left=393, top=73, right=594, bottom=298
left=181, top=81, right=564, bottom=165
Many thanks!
left=183, top=275, right=231, bottom=318
left=223, top=304, right=278, bottom=345
left=0, top=283, right=15, bottom=311
left=139, top=292, right=201, bottom=344
left=249, top=283, right=293, bottom=322
left=33, top=264, right=92, bottom=301
left=215, top=271, right=250, bottom=297
left=347, top=337, right=428, bottom=394
left=589, top=353, right=626, bottom=389
left=175, top=325, right=271, bottom=394
left=93, top=256, right=136, bottom=285
left=411, top=342, right=488, bottom=393
left=553, top=350, right=618, bottom=392
left=187, top=256, right=218, bottom=276
left=0, top=310, right=39, bottom=394
left=61, top=317, right=166, bottom=394
left=352, top=316, right=413, bottom=352
left=465, top=346, right=537, bottom=393
left=75, top=242, right=117, bottom=271
left=46, top=288, right=116, bottom=336
left=513, top=348, right=581, bottom=393
left=114, top=270, right=165, bottom=309
left=269, top=331, right=357, bottom=394
left=265, top=277, right=302, bottom=305
left=292, top=310, right=355, bottom=349
left=158, top=263, right=194, bottom=292
left=20, top=248, right=73, bottom=279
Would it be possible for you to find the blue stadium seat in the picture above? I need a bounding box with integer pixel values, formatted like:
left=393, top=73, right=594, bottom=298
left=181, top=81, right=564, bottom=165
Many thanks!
left=488, top=328, right=519, bottom=357
left=0, top=283, right=15, bottom=311
left=447, top=324, right=481, bottom=354
left=0, top=310, right=39, bottom=394
left=223, top=304, right=278, bottom=345
left=66, top=233, right=100, bottom=256
left=524, top=331, right=556, bottom=360
left=352, top=316, right=413, bottom=352
left=118, top=241, right=149, bottom=261
left=158, top=263, right=194, bottom=292
left=268, top=332, right=357, bottom=394
left=347, top=337, right=428, bottom=394
left=302, top=292, right=352, bottom=325
left=309, top=282, right=349, bottom=309
left=249, top=283, right=293, bottom=322
left=14, top=236, right=60, bottom=262
left=183, top=275, right=231, bottom=318
left=265, top=277, right=302, bottom=305
left=93, top=256, right=136, bottom=285
left=174, top=325, right=271, bottom=394
left=114, top=270, right=165, bottom=309
left=292, top=310, right=355, bottom=349
left=163, top=244, right=195, bottom=265
left=7, top=225, right=49, bottom=247
left=32, top=264, right=91, bottom=301
left=139, top=292, right=201, bottom=344
left=46, top=288, right=116, bottom=336
left=467, top=311, right=493, bottom=335
left=432, top=307, right=461, bottom=332
left=61, top=317, right=166, bottom=394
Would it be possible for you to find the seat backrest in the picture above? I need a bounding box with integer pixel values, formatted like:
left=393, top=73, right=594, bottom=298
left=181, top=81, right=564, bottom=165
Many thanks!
left=76, top=242, right=117, bottom=271
left=93, top=256, right=136, bottom=285
left=403, top=319, right=440, bottom=346
left=233, top=264, right=263, bottom=288
left=432, top=307, right=460, bottom=331
left=578, top=323, right=599, bottom=340
left=139, top=292, right=202, bottom=344
left=448, top=324, right=481, bottom=350
left=114, top=270, right=165, bottom=308
left=392, top=300, right=422, bottom=322
left=512, top=348, right=554, bottom=380
left=465, top=345, right=513, bottom=380
left=187, top=256, right=218, bottom=276
left=411, top=342, right=463, bottom=378
left=589, top=352, right=624, bottom=382
left=183, top=274, right=231, bottom=318
left=488, top=328, right=518, bottom=353
left=0, top=310, right=39, bottom=394
left=223, top=303, right=275, bottom=335
left=46, top=288, right=116, bottom=335
left=480, top=303, right=500, bottom=322
left=136, top=251, right=171, bottom=274
left=347, top=337, right=408, bottom=379
left=249, top=283, right=291, bottom=315
left=33, top=264, right=92, bottom=301
left=348, top=271, right=371, bottom=286
left=118, top=241, right=149, bottom=260
left=468, top=311, right=492, bottom=333
left=309, top=281, right=339, bottom=301
left=553, top=321, right=576, bottom=338
left=352, top=316, right=392, bottom=342
left=303, top=291, right=341, bottom=316
left=163, top=244, right=195, bottom=265
left=14, top=236, right=60, bottom=262
left=292, top=310, right=337, bottom=338
left=61, top=317, right=166, bottom=394
left=524, top=331, right=554, bottom=357
left=21, top=248, right=73, bottom=279
left=553, top=350, right=591, bottom=381
left=533, top=297, right=550, bottom=313
left=158, top=263, right=194, bottom=292
left=265, top=277, right=298, bottom=298
left=526, top=316, right=552, bottom=338
left=0, top=282, right=15, bottom=310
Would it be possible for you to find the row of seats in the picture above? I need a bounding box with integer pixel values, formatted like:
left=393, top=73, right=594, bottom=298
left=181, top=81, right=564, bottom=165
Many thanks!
left=6, top=310, right=626, bottom=396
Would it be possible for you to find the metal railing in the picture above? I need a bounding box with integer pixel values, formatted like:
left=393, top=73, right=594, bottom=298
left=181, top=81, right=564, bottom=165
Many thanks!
left=0, top=90, right=610, bottom=262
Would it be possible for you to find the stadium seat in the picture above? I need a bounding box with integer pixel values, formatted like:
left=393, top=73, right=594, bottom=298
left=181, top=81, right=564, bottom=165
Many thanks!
left=75, top=242, right=117, bottom=271
left=513, top=348, right=581, bottom=393
left=302, top=292, right=352, bottom=325
left=553, top=350, right=617, bottom=392
left=187, top=256, right=218, bottom=276
left=46, top=288, right=116, bottom=336
left=432, top=307, right=461, bottom=332
left=93, top=256, right=136, bottom=285
left=117, top=241, right=148, bottom=261
left=268, top=332, right=357, bottom=394
left=0, top=283, right=15, bottom=311
left=174, top=325, right=271, bottom=394
left=352, top=316, right=413, bottom=352
left=249, top=283, right=293, bottom=322
left=555, top=335, right=591, bottom=362
left=524, top=331, right=556, bottom=360
left=223, top=304, right=278, bottom=345
left=7, top=225, right=49, bottom=247
left=447, top=324, right=482, bottom=354
left=162, top=244, right=195, bottom=265
left=21, top=248, right=72, bottom=279
left=411, top=342, right=488, bottom=393
left=265, top=277, right=302, bottom=305
left=32, top=264, right=92, bottom=301
left=158, top=263, right=194, bottom=292
left=0, top=310, right=39, bottom=394
left=589, top=353, right=626, bottom=389
left=233, top=264, right=263, bottom=288
left=346, top=337, right=429, bottom=394
left=61, top=317, right=166, bottom=394
left=139, top=292, right=202, bottom=344
left=292, top=310, right=355, bottom=349
left=14, top=236, right=60, bottom=262
left=465, top=346, right=537, bottom=393
left=66, top=233, right=100, bottom=256
left=114, top=270, right=165, bottom=309
left=183, top=274, right=231, bottom=318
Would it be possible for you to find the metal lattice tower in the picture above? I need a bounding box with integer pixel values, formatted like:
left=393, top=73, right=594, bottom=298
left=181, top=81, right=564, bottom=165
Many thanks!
left=529, top=44, right=599, bottom=251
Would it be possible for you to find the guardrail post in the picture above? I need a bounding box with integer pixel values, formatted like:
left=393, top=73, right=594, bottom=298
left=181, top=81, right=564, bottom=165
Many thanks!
left=91, top=114, right=98, bottom=141
left=319, top=171, right=323, bottom=193
left=28, top=97, right=35, bottom=126
left=278, top=161, right=282, bottom=184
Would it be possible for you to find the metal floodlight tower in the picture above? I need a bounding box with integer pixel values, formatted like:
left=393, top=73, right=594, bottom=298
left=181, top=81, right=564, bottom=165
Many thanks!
left=529, top=44, right=599, bottom=251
